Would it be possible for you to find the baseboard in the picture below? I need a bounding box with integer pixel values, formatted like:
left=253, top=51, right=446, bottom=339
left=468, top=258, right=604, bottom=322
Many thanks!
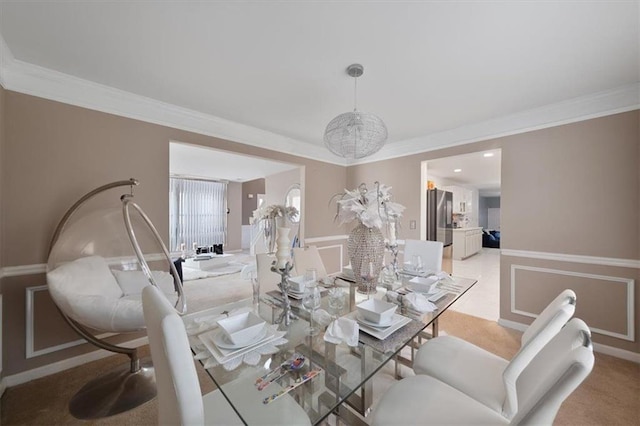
left=3, top=336, right=149, bottom=388
left=498, top=318, right=639, bottom=363
left=497, top=318, right=528, bottom=332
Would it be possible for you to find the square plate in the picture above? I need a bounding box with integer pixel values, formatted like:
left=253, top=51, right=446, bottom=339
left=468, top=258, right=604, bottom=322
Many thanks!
left=344, top=311, right=412, bottom=340
left=198, top=325, right=279, bottom=364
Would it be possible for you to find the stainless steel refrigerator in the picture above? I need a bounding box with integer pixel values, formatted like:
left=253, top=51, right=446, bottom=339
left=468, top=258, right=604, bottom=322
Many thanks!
left=426, top=188, right=453, bottom=246
left=426, top=188, right=453, bottom=273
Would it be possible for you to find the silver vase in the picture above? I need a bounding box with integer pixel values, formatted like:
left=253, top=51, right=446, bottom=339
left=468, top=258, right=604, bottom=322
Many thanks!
left=347, top=222, right=385, bottom=294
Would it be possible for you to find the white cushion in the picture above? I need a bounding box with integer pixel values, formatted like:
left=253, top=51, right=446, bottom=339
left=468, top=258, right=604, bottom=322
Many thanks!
left=112, top=269, right=175, bottom=296
left=370, top=375, right=508, bottom=426
left=412, top=335, right=508, bottom=412
left=48, top=256, right=123, bottom=299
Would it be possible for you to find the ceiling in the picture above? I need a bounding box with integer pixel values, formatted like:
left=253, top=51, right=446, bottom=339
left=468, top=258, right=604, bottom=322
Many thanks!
left=0, top=2, right=638, bottom=164
left=170, top=142, right=298, bottom=182
left=426, top=149, right=502, bottom=197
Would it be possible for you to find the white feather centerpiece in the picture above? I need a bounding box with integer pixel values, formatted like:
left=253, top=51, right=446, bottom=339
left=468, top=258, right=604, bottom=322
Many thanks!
left=332, top=182, right=405, bottom=294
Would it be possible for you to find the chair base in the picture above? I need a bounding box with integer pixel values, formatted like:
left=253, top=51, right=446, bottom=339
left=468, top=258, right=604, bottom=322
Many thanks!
left=69, top=357, right=156, bottom=419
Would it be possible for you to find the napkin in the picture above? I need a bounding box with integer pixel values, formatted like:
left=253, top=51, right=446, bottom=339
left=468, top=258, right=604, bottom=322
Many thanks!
left=403, top=292, right=437, bottom=313
left=324, top=317, right=359, bottom=347
left=386, top=291, right=437, bottom=318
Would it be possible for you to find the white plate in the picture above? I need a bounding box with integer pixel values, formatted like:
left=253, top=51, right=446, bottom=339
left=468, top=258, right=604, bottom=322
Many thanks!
left=345, top=311, right=412, bottom=340
left=356, top=314, right=392, bottom=328
left=198, top=326, right=280, bottom=364
left=212, top=327, right=268, bottom=350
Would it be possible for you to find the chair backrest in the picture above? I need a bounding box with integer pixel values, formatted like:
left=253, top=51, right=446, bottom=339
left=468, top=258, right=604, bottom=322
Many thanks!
left=241, top=263, right=257, bottom=280
left=256, top=253, right=284, bottom=293
left=510, top=318, right=594, bottom=425
left=142, top=285, right=204, bottom=425
left=502, top=289, right=576, bottom=417
left=403, top=239, right=444, bottom=273
left=292, top=246, right=328, bottom=280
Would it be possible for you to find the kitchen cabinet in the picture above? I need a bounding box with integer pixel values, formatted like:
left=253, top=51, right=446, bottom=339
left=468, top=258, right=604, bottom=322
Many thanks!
left=443, top=185, right=473, bottom=214
left=452, top=227, right=482, bottom=260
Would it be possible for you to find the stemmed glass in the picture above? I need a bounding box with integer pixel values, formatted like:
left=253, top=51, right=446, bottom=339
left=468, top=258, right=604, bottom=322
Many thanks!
left=249, top=271, right=260, bottom=312
left=412, top=255, right=424, bottom=275
left=302, top=273, right=321, bottom=336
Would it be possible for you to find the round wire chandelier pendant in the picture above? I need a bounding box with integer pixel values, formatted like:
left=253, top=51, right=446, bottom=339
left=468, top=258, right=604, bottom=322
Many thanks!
left=324, top=64, right=388, bottom=159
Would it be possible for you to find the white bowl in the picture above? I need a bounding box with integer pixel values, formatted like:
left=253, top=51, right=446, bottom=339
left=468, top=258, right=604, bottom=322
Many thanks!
left=287, top=275, right=307, bottom=293
left=408, top=276, right=439, bottom=293
left=356, top=299, right=397, bottom=325
left=217, top=312, right=266, bottom=345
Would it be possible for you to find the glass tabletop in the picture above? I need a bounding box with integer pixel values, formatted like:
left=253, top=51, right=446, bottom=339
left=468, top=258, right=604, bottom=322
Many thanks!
left=184, top=275, right=476, bottom=425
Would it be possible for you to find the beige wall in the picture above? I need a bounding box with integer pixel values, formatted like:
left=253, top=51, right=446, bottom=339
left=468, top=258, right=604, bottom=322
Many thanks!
left=349, top=111, right=639, bottom=354
left=242, top=178, right=265, bottom=225
left=1, top=87, right=637, bottom=378
left=226, top=181, right=242, bottom=251
left=0, top=91, right=346, bottom=375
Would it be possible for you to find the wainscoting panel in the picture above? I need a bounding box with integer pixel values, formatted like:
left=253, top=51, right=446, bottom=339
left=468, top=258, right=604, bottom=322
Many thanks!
left=510, top=264, right=634, bottom=341
left=25, top=286, right=114, bottom=359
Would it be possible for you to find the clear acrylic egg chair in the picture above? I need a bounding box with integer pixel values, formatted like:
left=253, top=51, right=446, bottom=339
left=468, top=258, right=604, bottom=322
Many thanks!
left=46, top=178, right=186, bottom=419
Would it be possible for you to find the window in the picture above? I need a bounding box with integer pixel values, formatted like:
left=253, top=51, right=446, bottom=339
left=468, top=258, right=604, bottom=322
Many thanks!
left=169, top=177, right=227, bottom=250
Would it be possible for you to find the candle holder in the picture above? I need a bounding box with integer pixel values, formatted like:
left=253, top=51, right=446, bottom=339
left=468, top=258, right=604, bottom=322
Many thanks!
left=385, top=242, right=400, bottom=281
left=271, top=261, right=298, bottom=326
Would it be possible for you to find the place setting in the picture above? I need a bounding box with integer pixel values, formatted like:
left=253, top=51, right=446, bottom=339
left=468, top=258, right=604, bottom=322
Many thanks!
left=342, top=299, right=412, bottom=340
left=197, top=311, right=287, bottom=368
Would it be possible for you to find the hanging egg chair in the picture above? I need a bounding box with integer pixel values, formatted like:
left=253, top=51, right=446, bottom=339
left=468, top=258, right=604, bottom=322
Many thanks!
left=46, top=178, right=186, bottom=419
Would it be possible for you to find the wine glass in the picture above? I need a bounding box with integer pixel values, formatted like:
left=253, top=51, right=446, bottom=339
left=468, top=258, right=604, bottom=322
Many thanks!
left=412, top=255, right=424, bottom=275
left=249, top=271, right=260, bottom=311
left=304, top=268, right=317, bottom=287
left=328, top=287, right=345, bottom=319
left=302, top=282, right=322, bottom=336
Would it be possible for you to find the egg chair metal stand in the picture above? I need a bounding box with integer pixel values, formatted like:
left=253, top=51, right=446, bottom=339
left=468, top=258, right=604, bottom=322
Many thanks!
left=47, top=178, right=186, bottom=419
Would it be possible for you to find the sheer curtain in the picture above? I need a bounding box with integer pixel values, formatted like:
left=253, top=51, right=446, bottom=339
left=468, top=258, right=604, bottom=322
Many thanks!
left=169, top=177, right=227, bottom=251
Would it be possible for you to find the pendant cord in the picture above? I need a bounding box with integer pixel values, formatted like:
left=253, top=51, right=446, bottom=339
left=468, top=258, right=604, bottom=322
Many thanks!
left=353, top=75, right=358, bottom=112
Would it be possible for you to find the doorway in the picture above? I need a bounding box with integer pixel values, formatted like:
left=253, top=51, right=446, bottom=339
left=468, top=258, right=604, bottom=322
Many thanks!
left=422, top=149, right=501, bottom=321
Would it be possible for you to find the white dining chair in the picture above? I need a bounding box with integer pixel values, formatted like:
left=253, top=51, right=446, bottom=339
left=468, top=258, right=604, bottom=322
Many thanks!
left=371, top=317, right=594, bottom=426
left=412, top=289, right=576, bottom=416
left=402, top=239, right=444, bottom=273
left=292, top=246, right=328, bottom=280
left=142, top=285, right=242, bottom=425
left=142, top=285, right=311, bottom=425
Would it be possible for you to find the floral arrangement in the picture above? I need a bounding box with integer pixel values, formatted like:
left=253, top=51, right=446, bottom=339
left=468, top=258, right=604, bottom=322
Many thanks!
left=251, top=204, right=299, bottom=224
left=333, top=182, right=405, bottom=229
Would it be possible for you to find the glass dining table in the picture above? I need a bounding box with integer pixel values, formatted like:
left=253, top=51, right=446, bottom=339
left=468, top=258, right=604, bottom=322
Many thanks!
left=184, top=274, right=477, bottom=425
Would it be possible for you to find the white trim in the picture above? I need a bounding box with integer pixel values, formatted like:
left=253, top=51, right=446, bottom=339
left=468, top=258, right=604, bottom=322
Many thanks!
left=510, top=264, right=635, bottom=341
left=2, top=263, right=46, bottom=277
left=25, top=286, right=116, bottom=359
left=0, top=32, right=637, bottom=167
left=498, top=318, right=640, bottom=364
left=315, top=244, right=344, bottom=275
left=305, top=235, right=349, bottom=244
left=352, top=83, right=640, bottom=165
left=3, top=337, right=149, bottom=388
left=501, top=249, right=640, bottom=269
left=592, top=342, right=640, bottom=364
left=1, top=58, right=342, bottom=165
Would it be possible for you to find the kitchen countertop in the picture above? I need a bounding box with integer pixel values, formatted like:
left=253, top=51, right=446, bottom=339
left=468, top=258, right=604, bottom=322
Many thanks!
left=452, top=227, right=483, bottom=231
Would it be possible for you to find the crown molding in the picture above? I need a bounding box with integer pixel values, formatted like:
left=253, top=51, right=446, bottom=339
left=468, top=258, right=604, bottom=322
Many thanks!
left=0, top=38, right=345, bottom=166
left=352, top=82, right=640, bottom=165
left=0, top=31, right=637, bottom=166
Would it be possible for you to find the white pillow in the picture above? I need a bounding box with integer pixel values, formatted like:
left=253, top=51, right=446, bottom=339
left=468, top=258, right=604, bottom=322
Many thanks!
left=47, top=256, right=123, bottom=299
left=112, top=269, right=176, bottom=296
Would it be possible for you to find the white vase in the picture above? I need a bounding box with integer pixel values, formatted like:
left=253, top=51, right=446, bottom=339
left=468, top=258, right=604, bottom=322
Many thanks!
left=275, top=227, right=291, bottom=269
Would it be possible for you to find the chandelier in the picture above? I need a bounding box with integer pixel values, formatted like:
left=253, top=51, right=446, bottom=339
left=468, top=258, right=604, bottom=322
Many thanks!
left=324, top=64, right=388, bottom=159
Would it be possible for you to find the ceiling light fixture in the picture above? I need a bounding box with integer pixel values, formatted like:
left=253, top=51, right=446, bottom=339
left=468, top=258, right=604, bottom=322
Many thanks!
left=324, top=64, right=388, bottom=159
left=483, top=152, right=494, bottom=158
left=454, top=169, right=462, bottom=173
